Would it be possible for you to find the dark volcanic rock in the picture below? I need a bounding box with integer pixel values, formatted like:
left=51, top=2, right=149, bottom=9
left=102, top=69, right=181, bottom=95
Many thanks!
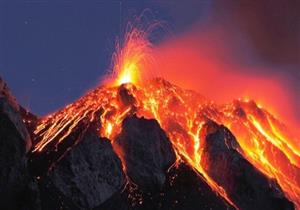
left=0, top=111, right=29, bottom=209
left=114, top=115, right=176, bottom=191
left=0, top=77, right=32, bottom=151
left=42, top=131, right=125, bottom=210
left=22, top=180, right=42, bottom=210
left=200, top=120, right=294, bottom=210
left=99, top=163, right=234, bottom=210
left=19, top=106, right=39, bottom=141
left=0, top=77, right=40, bottom=209
left=117, top=84, right=137, bottom=107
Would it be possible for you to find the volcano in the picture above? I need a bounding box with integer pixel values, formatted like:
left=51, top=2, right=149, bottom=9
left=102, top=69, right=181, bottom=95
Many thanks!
left=1, top=26, right=300, bottom=210
left=1, top=74, right=300, bottom=210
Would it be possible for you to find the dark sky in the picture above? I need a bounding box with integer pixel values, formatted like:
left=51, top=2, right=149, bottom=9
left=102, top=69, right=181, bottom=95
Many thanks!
left=0, top=0, right=211, bottom=115
left=1, top=0, right=299, bottom=116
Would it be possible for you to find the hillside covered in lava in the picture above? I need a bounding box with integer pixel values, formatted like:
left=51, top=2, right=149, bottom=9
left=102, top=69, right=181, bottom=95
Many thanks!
left=1, top=74, right=300, bottom=210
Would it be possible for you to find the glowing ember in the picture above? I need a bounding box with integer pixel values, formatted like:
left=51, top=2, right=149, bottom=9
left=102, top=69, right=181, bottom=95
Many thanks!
left=31, top=27, right=300, bottom=209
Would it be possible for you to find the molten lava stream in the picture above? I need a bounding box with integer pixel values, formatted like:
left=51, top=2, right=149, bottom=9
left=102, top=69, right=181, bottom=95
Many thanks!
left=220, top=101, right=300, bottom=209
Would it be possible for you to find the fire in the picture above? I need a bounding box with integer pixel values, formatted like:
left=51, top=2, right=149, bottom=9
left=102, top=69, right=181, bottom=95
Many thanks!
left=110, top=25, right=153, bottom=86
left=105, top=122, right=113, bottom=137
left=116, top=63, right=138, bottom=85
left=31, top=27, right=300, bottom=209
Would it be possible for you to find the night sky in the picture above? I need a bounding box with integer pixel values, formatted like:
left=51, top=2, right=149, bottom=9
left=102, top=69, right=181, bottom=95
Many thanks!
left=0, top=0, right=299, bottom=117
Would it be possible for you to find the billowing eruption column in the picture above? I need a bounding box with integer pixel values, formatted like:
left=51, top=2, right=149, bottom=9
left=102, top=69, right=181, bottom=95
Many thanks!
left=24, top=25, right=300, bottom=210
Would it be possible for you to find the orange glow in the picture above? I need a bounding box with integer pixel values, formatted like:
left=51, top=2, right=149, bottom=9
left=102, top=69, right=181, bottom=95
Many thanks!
left=32, top=27, right=300, bottom=209
left=116, top=63, right=138, bottom=85
left=108, top=25, right=153, bottom=86
left=105, top=122, right=113, bottom=137
left=146, top=25, right=299, bottom=133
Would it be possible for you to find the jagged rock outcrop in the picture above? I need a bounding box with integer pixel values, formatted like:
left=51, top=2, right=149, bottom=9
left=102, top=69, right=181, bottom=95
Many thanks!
left=0, top=77, right=40, bottom=209
left=114, top=115, right=176, bottom=191
left=200, top=120, right=294, bottom=210
left=0, top=77, right=31, bottom=151
left=42, top=131, right=125, bottom=210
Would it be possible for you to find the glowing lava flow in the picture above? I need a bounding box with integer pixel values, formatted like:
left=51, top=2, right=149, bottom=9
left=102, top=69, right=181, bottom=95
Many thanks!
left=32, top=28, right=300, bottom=209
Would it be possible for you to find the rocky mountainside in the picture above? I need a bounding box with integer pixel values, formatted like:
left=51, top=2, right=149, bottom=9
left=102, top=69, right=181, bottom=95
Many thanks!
left=0, top=77, right=295, bottom=210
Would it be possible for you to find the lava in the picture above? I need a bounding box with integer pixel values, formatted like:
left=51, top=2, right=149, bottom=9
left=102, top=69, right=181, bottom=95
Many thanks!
left=31, top=27, right=300, bottom=209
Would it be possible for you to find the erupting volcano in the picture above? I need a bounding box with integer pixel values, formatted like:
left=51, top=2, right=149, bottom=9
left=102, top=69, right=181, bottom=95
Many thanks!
left=1, top=24, right=299, bottom=210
